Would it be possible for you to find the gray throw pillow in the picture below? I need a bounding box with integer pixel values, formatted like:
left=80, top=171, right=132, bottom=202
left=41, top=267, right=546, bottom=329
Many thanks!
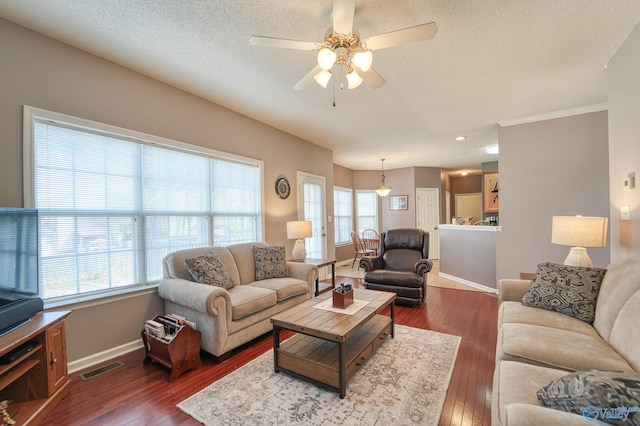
left=537, top=370, right=640, bottom=425
left=521, top=262, right=606, bottom=323
left=254, top=246, right=289, bottom=280
left=184, top=251, right=235, bottom=290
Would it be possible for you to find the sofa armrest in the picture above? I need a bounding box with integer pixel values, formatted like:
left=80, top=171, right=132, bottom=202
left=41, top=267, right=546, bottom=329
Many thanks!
left=158, top=277, right=231, bottom=317
left=498, top=279, right=531, bottom=304
left=415, top=259, right=433, bottom=275
left=360, top=256, right=383, bottom=272
left=287, top=262, right=318, bottom=294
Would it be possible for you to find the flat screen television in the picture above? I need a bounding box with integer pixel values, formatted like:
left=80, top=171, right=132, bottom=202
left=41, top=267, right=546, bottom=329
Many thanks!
left=0, top=207, right=43, bottom=336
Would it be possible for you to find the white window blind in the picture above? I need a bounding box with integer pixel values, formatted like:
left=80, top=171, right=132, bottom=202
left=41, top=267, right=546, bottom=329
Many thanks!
left=333, top=187, right=352, bottom=244
left=356, top=191, right=378, bottom=235
left=28, top=109, right=262, bottom=302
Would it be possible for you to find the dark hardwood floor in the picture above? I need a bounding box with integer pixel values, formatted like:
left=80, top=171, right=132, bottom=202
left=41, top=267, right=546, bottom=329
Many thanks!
left=43, top=277, right=498, bottom=425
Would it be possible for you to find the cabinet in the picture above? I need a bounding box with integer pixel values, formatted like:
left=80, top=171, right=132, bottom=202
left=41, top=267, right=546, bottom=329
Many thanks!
left=141, top=316, right=202, bottom=381
left=0, top=311, right=70, bottom=425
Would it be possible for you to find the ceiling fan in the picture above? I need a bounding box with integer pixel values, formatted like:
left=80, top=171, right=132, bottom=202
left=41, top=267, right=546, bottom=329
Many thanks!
left=249, top=0, right=437, bottom=91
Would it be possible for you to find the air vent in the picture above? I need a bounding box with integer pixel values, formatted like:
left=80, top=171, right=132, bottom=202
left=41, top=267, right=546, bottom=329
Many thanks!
left=79, top=361, right=124, bottom=380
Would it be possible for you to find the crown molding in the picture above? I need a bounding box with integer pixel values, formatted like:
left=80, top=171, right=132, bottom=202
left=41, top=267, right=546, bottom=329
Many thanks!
left=498, top=103, right=608, bottom=127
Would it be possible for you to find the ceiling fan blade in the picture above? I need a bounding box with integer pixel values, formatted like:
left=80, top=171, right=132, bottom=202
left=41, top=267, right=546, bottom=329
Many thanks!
left=294, top=65, right=323, bottom=90
left=333, top=0, right=355, bottom=34
left=249, top=36, right=318, bottom=51
left=354, top=66, right=386, bottom=89
left=364, top=22, right=438, bottom=51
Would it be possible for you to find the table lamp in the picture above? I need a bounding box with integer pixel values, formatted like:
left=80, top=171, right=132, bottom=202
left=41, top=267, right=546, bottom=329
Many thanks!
left=551, top=215, right=608, bottom=267
left=286, top=220, right=312, bottom=262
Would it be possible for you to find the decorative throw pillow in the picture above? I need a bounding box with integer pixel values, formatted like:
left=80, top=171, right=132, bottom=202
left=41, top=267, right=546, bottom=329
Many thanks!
left=254, top=246, right=289, bottom=281
left=521, top=262, right=606, bottom=323
left=537, top=370, right=640, bottom=425
left=184, top=251, right=235, bottom=290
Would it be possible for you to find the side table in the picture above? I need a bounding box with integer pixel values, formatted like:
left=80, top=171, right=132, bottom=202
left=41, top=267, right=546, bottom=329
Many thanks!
left=300, top=258, right=336, bottom=296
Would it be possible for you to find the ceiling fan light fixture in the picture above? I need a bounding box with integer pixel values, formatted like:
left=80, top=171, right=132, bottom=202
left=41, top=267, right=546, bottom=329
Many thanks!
left=314, top=69, right=332, bottom=88
left=347, top=68, right=363, bottom=89
left=317, top=47, right=337, bottom=70
left=352, top=50, right=373, bottom=72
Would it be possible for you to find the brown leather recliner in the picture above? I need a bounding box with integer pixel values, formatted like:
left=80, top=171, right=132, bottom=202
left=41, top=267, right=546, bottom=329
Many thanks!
left=359, top=228, right=433, bottom=306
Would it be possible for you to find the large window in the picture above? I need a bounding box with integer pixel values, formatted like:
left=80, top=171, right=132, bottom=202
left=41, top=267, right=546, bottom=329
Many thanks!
left=25, top=107, right=262, bottom=302
left=356, top=190, right=378, bottom=235
left=333, top=187, right=353, bottom=244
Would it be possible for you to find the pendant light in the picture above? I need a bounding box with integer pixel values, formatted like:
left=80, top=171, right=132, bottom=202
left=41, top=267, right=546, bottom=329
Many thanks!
left=375, top=159, right=392, bottom=197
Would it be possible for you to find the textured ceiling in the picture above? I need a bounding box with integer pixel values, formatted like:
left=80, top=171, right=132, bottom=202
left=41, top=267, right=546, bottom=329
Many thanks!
left=2, top=0, right=640, bottom=172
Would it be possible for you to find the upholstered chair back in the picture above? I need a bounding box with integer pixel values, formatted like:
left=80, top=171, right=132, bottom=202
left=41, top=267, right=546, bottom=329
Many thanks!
left=380, top=229, right=429, bottom=271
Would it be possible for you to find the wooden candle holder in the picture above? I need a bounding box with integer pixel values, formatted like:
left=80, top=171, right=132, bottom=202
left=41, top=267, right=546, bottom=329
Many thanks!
left=332, top=288, right=354, bottom=309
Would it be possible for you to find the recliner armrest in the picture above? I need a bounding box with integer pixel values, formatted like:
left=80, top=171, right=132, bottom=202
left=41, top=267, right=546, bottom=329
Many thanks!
left=360, top=256, right=383, bottom=271
left=415, top=259, right=433, bottom=275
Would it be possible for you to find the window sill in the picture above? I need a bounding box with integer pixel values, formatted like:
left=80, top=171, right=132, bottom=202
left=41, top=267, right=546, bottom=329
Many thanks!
left=43, top=284, right=159, bottom=311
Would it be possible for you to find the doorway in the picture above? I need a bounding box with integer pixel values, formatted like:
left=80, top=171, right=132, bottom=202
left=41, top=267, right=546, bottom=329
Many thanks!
left=296, top=171, right=327, bottom=259
left=416, top=188, right=440, bottom=259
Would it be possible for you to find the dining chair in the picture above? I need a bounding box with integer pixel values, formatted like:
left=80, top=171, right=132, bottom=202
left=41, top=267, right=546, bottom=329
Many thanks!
left=361, top=229, right=379, bottom=256
left=350, top=231, right=376, bottom=268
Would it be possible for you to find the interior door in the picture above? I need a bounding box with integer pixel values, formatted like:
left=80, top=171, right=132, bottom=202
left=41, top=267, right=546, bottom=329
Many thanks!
left=416, top=188, right=440, bottom=259
left=297, top=171, right=326, bottom=259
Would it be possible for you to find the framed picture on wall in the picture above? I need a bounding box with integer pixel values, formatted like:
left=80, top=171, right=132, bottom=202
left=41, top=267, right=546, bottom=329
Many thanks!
left=390, top=195, right=408, bottom=210
left=484, top=171, right=499, bottom=212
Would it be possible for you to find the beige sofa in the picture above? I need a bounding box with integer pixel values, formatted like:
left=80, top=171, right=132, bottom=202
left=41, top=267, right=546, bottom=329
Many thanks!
left=492, top=256, right=640, bottom=425
left=158, top=242, right=318, bottom=361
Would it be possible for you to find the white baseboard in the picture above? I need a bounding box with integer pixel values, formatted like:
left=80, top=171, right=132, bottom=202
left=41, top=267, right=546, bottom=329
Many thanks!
left=68, top=339, right=144, bottom=374
left=438, top=272, right=498, bottom=294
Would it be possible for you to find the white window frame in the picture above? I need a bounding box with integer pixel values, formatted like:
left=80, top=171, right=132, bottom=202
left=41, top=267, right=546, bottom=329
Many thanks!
left=23, top=106, right=265, bottom=306
left=333, top=186, right=353, bottom=246
left=355, top=190, right=379, bottom=236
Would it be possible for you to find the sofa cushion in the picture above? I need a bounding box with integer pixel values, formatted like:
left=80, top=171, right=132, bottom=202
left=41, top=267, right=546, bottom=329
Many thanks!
left=499, top=301, right=599, bottom=336
left=500, top=323, right=634, bottom=372
left=537, top=370, right=640, bottom=425
left=184, top=251, right=235, bottom=290
left=364, top=270, right=423, bottom=287
left=249, top=278, right=309, bottom=302
left=493, top=360, right=591, bottom=426
left=227, top=285, right=278, bottom=320
left=253, top=246, right=289, bottom=280
left=522, top=262, right=606, bottom=324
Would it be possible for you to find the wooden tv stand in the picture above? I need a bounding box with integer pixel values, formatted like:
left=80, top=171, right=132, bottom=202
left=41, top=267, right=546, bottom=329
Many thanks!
left=0, top=311, right=71, bottom=425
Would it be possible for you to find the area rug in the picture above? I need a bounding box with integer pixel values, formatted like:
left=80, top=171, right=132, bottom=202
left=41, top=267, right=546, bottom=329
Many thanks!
left=178, top=325, right=461, bottom=426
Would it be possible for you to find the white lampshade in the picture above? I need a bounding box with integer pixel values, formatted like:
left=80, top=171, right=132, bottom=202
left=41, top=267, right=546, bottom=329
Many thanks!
left=314, top=69, right=332, bottom=88
left=551, top=215, right=608, bottom=267
left=317, top=48, right=337, bottom=70
left=287, top=221, right=312, bottom=262
left=352, top=50, right=373, bottom=72
left=347, top=69, right=363, bottom=89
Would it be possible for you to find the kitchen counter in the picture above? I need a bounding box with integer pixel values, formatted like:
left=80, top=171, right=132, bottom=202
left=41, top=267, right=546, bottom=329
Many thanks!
left=438, top=224, right=501, bottom=292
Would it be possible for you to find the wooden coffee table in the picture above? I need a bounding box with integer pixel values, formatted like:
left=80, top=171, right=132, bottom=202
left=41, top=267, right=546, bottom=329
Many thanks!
left=270, top=288, right=396, bottom=398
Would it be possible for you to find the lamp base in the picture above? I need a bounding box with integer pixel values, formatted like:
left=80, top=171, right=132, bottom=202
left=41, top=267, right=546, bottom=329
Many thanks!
left=563, top=246, right=593, bottom=268
left=292, top=239, right=307, bottom=262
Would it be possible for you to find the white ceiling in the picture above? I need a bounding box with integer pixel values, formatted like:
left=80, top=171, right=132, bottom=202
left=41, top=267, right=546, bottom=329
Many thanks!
left=2, top=0, right=640, bottom=172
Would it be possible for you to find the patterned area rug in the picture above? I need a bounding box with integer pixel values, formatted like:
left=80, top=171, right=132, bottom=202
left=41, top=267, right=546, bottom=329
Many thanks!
left=178, top=325, right=461, bottom=426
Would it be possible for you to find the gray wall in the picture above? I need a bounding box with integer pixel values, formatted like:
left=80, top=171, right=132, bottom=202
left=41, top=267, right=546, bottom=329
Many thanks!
left=497, top=111, right=610, bottom=280
left=608, top=23, right=640, bottom=260
left=1, top=18, right=334, bottom=362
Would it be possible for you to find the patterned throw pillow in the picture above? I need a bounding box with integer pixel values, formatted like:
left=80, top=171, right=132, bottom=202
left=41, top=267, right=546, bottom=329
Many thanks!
left=537, top=370, right=640, bottom=425
left=521, top=262, right=606, bottom=323
left=254, top=246, right=289, bottom=281
left=184, top=252, right=235, bottom=290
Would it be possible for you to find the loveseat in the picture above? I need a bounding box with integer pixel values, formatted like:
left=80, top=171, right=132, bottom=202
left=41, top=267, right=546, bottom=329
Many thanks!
left=158, top=243, right=318, bottom=361
left=492, top=256, right=640, bottom=425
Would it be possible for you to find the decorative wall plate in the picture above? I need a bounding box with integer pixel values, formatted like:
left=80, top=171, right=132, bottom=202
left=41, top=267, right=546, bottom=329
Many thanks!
left=275, top=177, right=290, bottom=199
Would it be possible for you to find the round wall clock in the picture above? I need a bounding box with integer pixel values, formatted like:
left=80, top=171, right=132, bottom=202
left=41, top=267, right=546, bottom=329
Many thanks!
left=275, top=177, right=290, bottom=199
